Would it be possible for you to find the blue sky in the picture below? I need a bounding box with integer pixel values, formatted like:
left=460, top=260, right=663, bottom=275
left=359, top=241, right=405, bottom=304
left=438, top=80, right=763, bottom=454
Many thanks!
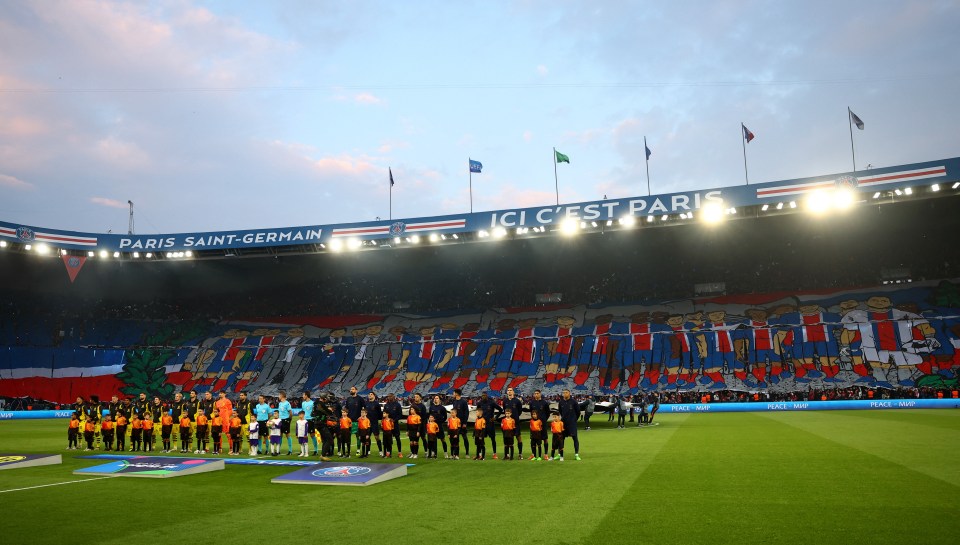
left=1, top=0, right=958, bottom=234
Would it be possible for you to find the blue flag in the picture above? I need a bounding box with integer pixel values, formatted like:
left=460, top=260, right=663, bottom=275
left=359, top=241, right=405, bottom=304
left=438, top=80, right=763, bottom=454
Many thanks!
left=389, top=167, right=395, bottom=186
left=645, top=144, right=652, bottom=160
left=469, top=159, right=482, bottom=173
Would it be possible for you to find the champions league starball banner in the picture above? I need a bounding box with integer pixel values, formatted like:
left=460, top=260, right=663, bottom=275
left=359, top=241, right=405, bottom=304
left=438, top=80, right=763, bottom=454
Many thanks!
left=74, top=456, right=224, bottom=478
left=0, top=157, right=955, bottom=252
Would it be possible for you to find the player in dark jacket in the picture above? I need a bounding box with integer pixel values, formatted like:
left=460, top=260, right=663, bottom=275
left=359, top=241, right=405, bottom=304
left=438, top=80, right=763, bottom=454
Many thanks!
left=427, top=395, right=449, bottom=458
left=557, top=389, right=582, bottom=460
left=363, top=392, right=385, bottom=456
left=451, top=389, right=471, bottom=457
left=382, top=393, right=404, bottom=454
left=476, top=392, right=503, bottom=458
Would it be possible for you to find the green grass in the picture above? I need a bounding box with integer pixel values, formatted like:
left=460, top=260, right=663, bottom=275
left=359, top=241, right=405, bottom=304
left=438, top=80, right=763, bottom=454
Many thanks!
left=1, top=410, right=958, bottom=545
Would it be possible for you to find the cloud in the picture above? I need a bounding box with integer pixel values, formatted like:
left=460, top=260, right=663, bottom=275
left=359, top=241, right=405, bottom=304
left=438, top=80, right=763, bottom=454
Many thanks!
left=94, top=137, right=151, bottom=170
left=0, top=173, right=33, bottom=190
left=353, top=92, right=383, bottom=105
left=523, top=130, right=533, bottom=142
left=90, top=197, right=128, bottom=209
left=536, top=64, right=548, bottom=76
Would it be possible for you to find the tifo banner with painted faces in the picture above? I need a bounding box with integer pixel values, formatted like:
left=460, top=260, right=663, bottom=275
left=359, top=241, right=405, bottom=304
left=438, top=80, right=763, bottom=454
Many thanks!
left=2, top=280, right=959, bottom=403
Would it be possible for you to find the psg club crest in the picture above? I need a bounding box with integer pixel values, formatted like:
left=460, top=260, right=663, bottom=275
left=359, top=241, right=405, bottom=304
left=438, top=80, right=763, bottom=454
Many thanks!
left=312, top=466, right=372, bottom=478
left=15, top=227, right=35, bottom=242
left=67, top=256, right=81, bottom=268
left=390, top=222, right=406, bottom=236
left=835, top=175, right=859, bottom=190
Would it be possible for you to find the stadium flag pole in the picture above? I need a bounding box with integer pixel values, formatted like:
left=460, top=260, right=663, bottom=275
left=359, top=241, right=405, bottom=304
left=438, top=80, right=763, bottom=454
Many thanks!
left=553, top=147, right=559, bottom=205
left=644, top=136, right=651, bottom=195
left=848, top=106, right=857, bottom=172
left=741, top=123, right=750, bottom=185
left=469, top=158, right=473, bottom=213
left=389, top=167, right=394, bottom=220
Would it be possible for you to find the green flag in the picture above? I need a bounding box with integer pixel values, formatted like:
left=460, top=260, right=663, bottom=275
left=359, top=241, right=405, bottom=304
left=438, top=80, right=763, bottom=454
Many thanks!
left=555, top=150, right=570, bottom=164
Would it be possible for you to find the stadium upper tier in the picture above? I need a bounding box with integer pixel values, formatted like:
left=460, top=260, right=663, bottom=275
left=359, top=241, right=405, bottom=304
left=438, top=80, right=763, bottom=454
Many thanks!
left=0, top=156, right=957, bottom=259
left=2, top=193, right=959, bottom=317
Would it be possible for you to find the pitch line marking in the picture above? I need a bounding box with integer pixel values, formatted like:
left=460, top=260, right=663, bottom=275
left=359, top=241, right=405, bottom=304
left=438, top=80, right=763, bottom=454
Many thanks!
left=0, top=476, right=114, bottom=494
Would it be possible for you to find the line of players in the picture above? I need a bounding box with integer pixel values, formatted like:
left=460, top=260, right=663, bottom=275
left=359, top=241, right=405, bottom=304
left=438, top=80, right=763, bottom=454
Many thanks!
left=65, top=386, right=586, bottom=462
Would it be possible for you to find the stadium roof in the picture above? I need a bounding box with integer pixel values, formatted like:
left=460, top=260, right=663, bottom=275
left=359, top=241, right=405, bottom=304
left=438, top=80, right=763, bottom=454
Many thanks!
left=1, top=156, right=957, bottom=260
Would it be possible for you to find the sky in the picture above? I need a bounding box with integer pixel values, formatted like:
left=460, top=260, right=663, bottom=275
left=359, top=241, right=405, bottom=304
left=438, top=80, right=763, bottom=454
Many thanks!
left=0, top=0, right=958, bottom=235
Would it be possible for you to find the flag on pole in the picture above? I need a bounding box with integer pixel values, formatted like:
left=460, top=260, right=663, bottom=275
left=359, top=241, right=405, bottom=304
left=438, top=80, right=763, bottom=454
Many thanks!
left=469, top=159, right=483, bottom=173
left=849, top=109, right=864, bottom=130
left=555, top=150, right=570, bottom=164
left=645, top=144, right=652, bottom=160
left=742, top=124, right=755, bottom=143
left=389, top=167, right=395, bottom=186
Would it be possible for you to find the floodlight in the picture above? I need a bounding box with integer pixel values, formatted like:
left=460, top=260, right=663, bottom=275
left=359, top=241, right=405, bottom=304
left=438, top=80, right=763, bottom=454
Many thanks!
left=35, top=243, right=49, bottom=254
left=618, top=216, right=636, bottom=227
left=100, top=250, right=109, bottom=258
left=429, top=233, right=439, bottom=242
left=833, top=188, right=855, bottom=210
left=492, top=227, right=507, bottom=238
left=329, top=239, right=344, bottom=252
left=87, top=251, right=94, bottom=257
left=931, top=184, right=940, bottom=192
left=700, top=202, right=725, bottom=224
left=132, top=252, right=140, bottom=259
left=411, top=235, right=421, bottom=243
left=776, top=202, right=784, bottom=210
left=805, top=189, right=831, bottom=214
left=347, top=238, right=362, bottom=250
left=761, top=204, right=769, bottom=211
left=0, top=240, right=6, bottom=248
left=560, top=218, right=579, bottom=236
left=145, top=253, right=153, bottom=258
left=904, top=187, right=912, bottom=195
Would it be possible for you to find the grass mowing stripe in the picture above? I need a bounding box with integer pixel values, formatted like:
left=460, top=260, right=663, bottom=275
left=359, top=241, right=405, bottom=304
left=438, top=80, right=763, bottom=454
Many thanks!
left=588, top=412, right=959, bottom=545
left=0, top=475, right=114, bottom=494
left=823, top=409, right=960, bottom=431
left=759, top=410, right=960, bottom=487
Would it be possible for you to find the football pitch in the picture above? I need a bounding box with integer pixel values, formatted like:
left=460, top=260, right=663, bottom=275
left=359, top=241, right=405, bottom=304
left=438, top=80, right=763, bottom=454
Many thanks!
left=1, top=410, right=958, bottom=545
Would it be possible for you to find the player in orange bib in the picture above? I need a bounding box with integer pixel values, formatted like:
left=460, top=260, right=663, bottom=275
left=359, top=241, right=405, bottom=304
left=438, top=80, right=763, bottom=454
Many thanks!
left=406, top=407, right=421, bottom=459
left=357, top=409, right=372, bottom=458
left=473, top=414, right=487, bottom=460
left=528, top=411, right=544, bottom=461
left=160, top=412, right=174, bottom=453
left=381, top=414, right=396, bottom=458
left=549, top=414, right=565, bottom=461
left=500, top=410, right=517, bottom=460
left=447, top=410, right=462, bottom=460
left=338, top=410, right=352, bottom=458
left=67, top=414, right=80, bottom=450
left=142, top=413, right=154, bottom=452
left=426, top=416, right=440, bottom=459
